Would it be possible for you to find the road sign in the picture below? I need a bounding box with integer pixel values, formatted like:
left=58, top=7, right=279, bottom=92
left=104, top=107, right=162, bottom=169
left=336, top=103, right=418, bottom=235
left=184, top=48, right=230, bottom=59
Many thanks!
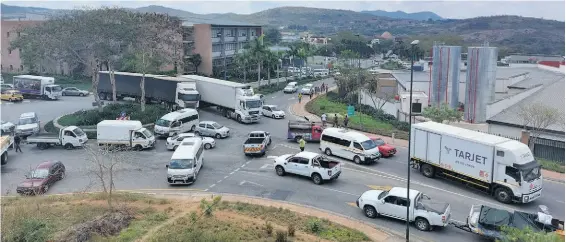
left=347, top=105, right=355, bottom=116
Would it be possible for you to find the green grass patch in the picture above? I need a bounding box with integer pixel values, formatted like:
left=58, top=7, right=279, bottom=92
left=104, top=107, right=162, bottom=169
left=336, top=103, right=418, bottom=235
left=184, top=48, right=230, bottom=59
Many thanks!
left=538, top=158, right=565, bottom=173
left=56, top=103, right=169, bottom=127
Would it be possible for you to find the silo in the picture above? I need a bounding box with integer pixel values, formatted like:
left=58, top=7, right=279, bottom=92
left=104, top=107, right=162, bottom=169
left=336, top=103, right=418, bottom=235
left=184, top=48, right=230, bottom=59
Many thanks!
left=464, top=46, right=498, bottom=123
left=430, top=45, right=461, bottom=108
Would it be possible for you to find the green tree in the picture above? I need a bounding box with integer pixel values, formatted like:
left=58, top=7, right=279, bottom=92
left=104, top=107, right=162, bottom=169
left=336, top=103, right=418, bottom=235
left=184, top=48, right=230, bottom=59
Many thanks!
left=264, top=28, right=282, bottom=45
left=422, top=104, right=463, bottom=123
left=246, top=34, right=269, bottom=85
left=188, top=54, right=202, bottom=74
left=499, top=226, right=563, bottom=242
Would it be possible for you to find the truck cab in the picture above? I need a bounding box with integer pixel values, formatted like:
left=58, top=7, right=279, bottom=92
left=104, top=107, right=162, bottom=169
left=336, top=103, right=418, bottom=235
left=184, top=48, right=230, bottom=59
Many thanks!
left=176, top=82, right=200, bottom=109
left=236, top=87, right=262, bottom=123
left=43, top=84, right=63, bottom=100
left=287, top=120, right=323, bottom=142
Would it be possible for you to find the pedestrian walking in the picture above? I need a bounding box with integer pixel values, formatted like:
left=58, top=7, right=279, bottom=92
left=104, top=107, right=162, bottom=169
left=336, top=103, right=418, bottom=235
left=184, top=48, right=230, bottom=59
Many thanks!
left=343, top=115, right=349, bottom=129
left=333, top=114, right=338, bottom=127
left=298, top=137, right=306, bottom=152
left=309, top=90, right=313, bottom=99
left=298, top=93, right=302, bottom=103
left=14, top=135, right=22, bottom=153
left=321, top=113, right=327, bottom=127
left=325, top=84, right=329, bottom=93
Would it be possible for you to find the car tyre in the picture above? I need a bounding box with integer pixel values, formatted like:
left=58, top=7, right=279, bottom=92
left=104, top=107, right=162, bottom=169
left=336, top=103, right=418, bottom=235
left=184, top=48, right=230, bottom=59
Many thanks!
left=421, top=164, right=435, bottom=178
left=194, top=131, right=200, bottom=136
left=415, top=217, right=431, bottom=231
left=134, top=145, right=143, bottom=151
left=204, top=143, right=212, bottom=150
left=237, top=115, right=242, bottom=123
left=173, top=145, right=178, bottom=150
left=190, top=125, right=196, bottom=131
left=494, top=187, right=513, bottom=204
left=215, top=133, right=222, bottom=139
left=364, top=205, right=378, bottom=218
left=353, top=155, right=362, bottom=164
left=62, top=92, right=66, bottom=96
left=275, top=166, right=285, bottom=176
left=79, top=93, right=85, bottom=97
left=272, top=114, right=276, bottom=119
left=324, top=148, right=332, bottom=156
left=64, top=143, right=74, bottom=150
left=312, top=173, right=323, bottom=185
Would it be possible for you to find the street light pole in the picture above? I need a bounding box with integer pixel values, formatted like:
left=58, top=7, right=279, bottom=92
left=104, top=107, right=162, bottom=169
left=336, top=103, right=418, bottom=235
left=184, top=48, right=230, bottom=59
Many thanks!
left=406, top=39, right=419, bottom=242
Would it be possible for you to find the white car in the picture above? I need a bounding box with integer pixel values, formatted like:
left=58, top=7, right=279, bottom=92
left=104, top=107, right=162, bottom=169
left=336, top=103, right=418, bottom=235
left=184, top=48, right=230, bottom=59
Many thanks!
left=261, top=105, right=285, bottom=119
left=283, top=82, right=298, bottom=93
left=356, top=187, right=451, bottom=231
left=1, top=120, right=15, bottom=134
left=195, top=121, right=230, bottom=139
left=300, top=84, right=314, bottom=94
left=273, top=151, right=342, bottom=185
left=166, top=133, right=215, bottom=150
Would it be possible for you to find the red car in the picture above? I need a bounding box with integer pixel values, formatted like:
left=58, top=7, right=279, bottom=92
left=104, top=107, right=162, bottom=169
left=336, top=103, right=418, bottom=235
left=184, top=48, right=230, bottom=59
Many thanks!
left=368, top=136, right=397, bottom=157
left=16, top=161, right=66, bottom=195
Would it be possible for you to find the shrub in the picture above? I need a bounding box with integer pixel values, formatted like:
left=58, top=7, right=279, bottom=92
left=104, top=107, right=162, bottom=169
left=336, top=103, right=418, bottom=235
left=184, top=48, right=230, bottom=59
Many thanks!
left=5, top=218, right=49, bottom=242
left=275, top=230, right=288, bottom=242
left=264, top=221, right=274, bottom=235
left=306, top=218, right=323, bottom=234
left=57, top=103, right=169, bottom=127
left=287, top=224, right=295, bottom=237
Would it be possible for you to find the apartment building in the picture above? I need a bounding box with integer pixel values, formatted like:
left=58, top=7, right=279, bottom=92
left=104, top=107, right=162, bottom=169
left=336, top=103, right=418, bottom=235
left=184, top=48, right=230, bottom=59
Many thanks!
left=182, top=20, right=262, bottom=76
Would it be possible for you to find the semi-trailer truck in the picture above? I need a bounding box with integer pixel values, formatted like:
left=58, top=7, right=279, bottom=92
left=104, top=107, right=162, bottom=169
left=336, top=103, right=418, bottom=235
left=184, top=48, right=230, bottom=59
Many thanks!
left=13, top=75, right=62, bottom=100
left=97, top=71, right=200, bottom=109
left=181, top=75, right=262, bottom=124
left=410, top=121, right=543, bottom=204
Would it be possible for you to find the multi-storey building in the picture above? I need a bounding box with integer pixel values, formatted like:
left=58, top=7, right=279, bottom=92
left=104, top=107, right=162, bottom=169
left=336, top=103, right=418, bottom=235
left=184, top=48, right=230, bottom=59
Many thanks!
left=182, top=20, right=262, bottom=76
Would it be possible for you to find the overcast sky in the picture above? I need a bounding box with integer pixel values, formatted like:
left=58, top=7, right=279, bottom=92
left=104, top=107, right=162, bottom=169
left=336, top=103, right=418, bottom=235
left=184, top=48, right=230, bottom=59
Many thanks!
left=4, top=0, right=565, bottom=21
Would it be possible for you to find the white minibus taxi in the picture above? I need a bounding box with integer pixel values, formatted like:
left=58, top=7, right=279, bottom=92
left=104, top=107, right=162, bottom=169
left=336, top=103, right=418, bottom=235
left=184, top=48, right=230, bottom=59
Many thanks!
left=319, top=128, right=381, bottom=164
left=166, top=137, right=204, bottom=185
left=154, top=108, right=199, bottom=137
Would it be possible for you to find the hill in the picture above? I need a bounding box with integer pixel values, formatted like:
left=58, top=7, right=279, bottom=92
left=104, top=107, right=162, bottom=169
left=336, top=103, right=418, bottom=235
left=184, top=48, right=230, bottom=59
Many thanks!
left=361, top=10, right=443, bottom=21
left=1, top=4, right=564, bottom=55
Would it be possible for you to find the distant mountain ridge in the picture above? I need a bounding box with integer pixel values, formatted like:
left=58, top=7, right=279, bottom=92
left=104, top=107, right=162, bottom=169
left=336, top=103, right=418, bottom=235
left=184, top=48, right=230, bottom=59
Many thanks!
left=361, top=10, right=443, bottom=21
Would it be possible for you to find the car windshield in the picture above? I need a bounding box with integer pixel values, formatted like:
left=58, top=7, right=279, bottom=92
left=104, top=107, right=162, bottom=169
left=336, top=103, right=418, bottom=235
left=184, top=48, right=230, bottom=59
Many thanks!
left=72, top=128, right=85, bottom=136
left=155, top=119, right=171, bottom=127
left=521, top=164, right=541, bottom=182
left=18, top=117, right=36, bottom=125
left=51, top=85, right=62, bottom=92
left=378, top=191, right=389, bottom=200
left=270, top=106, right=281, bottom=111
left=373, top=139, right=385, bottom=146
left=178, top=93, right=200, bottom=101
left=30, top=169, right=49, bottom=179
left=169, top=159, right=193, bottom=169
left=211, top=122, right=223, bottom=129
left=246, top=100, right=262, bottom=109
left=142, top=129, right=153, bottom=138
left=361, top=140, right=378, bottom=150
left=285, top=85, right=294, bottom=89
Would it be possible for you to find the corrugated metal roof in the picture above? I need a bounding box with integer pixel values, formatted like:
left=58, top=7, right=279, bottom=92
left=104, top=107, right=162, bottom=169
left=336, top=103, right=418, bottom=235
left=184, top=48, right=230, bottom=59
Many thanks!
left=181, top=18, right=260, bottom=27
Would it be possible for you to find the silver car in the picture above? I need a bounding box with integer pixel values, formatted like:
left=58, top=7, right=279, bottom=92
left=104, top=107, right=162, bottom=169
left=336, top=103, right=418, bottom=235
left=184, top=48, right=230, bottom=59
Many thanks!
left=195, top=121, right=230, bottom=139
left=62, top=87, right=89, bottom=96
left=300, top=84, right=314, bottom=94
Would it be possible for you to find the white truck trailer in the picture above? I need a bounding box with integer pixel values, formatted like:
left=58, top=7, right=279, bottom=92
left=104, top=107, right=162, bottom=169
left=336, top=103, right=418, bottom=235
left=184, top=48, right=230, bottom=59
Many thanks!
left=97, top=120, right=156, bottom=150
left=181, top=75, right=262, bottom=123
left=13, top=75, right=62, bottom=100
left=410, top=122, right=543, bottom=204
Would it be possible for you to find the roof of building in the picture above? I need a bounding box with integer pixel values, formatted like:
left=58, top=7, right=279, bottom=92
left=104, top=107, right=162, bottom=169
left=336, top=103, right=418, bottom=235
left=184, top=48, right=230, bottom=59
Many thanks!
left=181, top=18, right=260, bottom=27
left=487, top=76, right=565, bottom=134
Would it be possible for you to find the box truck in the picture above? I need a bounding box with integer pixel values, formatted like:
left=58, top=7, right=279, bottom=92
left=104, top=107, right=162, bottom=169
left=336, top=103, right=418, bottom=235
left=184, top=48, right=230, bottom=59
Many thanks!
left=97, top=71, right=200, bottom=109
left=181, top=75, right=262, bottom=124
left=97, top=120, right=155, bottom=150
left=13, top=75, right=62, bottom=100
left=410, top=122, right=542, bottom=204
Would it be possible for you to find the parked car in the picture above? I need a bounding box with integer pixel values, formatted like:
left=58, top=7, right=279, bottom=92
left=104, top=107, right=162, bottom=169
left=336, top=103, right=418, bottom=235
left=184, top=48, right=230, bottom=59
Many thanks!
left=300, top=84, right=314, bottom=95
left=62, top=87, right=89, bottom=96
left=1, top=120, right=15, bottom=134
left=166, top=133, right=215, bottom=150
left=1, top=89, right=24, bottom=102
left=368, top=135, right=396, bottom=157
left=356, top=186, right=451, bottom=231
left=195, top=121, right=230, bottom=139
left=261, top=105, right=285, bottom=119
left=16, top=161, right=66, bottom=195
left=273, top=151, right=342, bottom=185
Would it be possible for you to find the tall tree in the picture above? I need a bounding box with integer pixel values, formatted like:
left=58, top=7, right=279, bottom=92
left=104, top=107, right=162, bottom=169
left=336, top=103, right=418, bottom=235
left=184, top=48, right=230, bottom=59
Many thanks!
left=247, top=34, right=269, bottom=85
left=517, top=102, right=561, bottom=151
left=264, top=28, right=282, bottom=45
left=188, top=54, right=202, bottom=74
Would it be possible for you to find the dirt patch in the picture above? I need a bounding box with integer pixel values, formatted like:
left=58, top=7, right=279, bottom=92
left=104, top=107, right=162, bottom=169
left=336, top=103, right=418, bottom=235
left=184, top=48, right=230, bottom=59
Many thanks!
left=55, top=210, right=134, bottom=242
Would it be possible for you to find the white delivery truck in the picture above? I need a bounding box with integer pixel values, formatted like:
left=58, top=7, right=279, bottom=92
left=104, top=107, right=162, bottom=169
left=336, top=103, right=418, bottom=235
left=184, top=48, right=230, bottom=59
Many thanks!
left=410, top=122, right=543, bottom=204
left=96, top=120, right=156, bottom=150
left=13, top=75, right=62, bottom=100
left=181, top=75, right=262, bottom=124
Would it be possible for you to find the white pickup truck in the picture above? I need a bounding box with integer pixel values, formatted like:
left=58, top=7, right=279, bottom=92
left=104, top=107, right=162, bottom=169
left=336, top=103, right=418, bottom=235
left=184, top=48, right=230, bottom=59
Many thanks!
left=356, top=186, right=451, bottom=231
left=243, top=131, right=271, bottom=157
left=274, top=151, right=342, bottom=185
left=27, top=126, right=88, bottom=150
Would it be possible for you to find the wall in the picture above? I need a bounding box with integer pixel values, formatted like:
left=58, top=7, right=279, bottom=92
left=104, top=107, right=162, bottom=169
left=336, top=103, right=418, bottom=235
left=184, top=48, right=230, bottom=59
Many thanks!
left=486, top=85, right=543, bottom=119
left=193, top=24, right=213, bottom=75
left=359, top=91, right=397, bottom=116
left=538, top=63, right=565, bottom=74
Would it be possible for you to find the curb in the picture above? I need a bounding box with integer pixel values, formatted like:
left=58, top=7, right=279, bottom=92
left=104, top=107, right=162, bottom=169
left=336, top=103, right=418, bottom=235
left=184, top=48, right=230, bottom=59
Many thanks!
left=53, top=114, right=154, bottom=133
left=544, top=177, right=565, bottom=184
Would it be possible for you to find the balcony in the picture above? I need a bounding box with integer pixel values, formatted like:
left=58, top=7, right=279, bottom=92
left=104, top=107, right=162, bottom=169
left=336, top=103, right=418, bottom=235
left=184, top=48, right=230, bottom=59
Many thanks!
left=212, top=37, right=221, bottom=43
left=224, top=36, right=236, bottom=42
left=212, top=51, right=221, bottom=58
left=225, top=50, right=235, bottom=56
left=237, top=36, right=247, bottom=41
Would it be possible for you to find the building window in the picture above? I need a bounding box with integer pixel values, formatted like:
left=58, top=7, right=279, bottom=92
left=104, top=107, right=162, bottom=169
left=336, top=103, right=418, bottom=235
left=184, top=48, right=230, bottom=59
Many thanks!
left=225, top=29, right=235, bottom=37
left=213, top=59, right=223, bottom=66
left=250, top=30, right=256, bottom=37
left=212, top=44, right=222, bottom=53
left=239, top=30, right=247, bottom=37
left=8, top=49, right=11, bottom=55
left=10, top=65, right=13, bottom=71
left=225, top=43, right=236, bottom=51
left=212, top=28, right=221, bottom=38
left=20, top=65, right=24, bottom=71
left=6, top=32, right=9, bottom=38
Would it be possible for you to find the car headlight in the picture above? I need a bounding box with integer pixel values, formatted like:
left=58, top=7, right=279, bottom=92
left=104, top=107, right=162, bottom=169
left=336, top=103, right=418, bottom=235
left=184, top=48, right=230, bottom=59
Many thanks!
left=167, top=174, right=172, bottom=178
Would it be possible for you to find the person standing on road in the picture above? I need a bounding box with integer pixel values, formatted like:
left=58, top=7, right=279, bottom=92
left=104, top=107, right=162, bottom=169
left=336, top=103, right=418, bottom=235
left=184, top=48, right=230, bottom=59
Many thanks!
left=333, top=114, right=338, bottom=127
left=298, top=137, right=306, bottom=152
left=308, top=90, right=313, bottom=99
left=298, top=93, right=303, bottom=103
left=325, top=84, right=329, bottom=93
left=343, top=115, right=349, bottom=129
left=321, top=113, right=327, bottom=127
left=14, top=135, right=22, bottom=153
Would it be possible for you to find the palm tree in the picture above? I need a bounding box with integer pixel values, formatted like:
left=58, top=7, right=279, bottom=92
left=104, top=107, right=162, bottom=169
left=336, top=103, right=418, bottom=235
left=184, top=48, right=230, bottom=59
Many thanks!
left=247, top=34, right=269, bottom=86
left=286, top=44, right=299, bottom=69
left=234, top=52, right=251, bottom=82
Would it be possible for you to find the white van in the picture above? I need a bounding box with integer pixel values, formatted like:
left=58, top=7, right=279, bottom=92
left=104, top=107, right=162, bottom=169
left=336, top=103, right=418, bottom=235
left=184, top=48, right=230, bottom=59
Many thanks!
left=166, top=137, right=204, bottom=185
left=313, top=69, right=329, bottom=77
left=154, top=108, right=199, bottom=137
left=319, top=128, right=381, bottom=164
left=283, top=82, right=298, bottom=93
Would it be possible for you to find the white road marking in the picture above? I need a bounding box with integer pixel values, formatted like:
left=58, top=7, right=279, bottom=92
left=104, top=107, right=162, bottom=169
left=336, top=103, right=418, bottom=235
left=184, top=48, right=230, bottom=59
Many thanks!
left=260, top=164, right=270, bottom=169
left=238, top=170, right=275, bottom=179
left=557, top=200, right=565, bottom=204
left=230, top=171, right=235, bottom=175
left=319, top=186, right=358, bottom=196
left=217, top=180, right=223, bottom=183
left=224, top=176, right=229, bottom=179
left=241, top=164, right=246, bottom=168
left=209, top=184, right=216, bottom=188
left=239, top=180, right=264, bottom=187
left=235, top=168, right=240, bottom=172
left=23, top=100, right=31, bottom=103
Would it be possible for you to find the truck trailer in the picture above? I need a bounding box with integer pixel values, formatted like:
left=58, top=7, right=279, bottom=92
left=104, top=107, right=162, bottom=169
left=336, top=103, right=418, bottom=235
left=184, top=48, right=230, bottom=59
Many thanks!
left=13, top=75, right=62, bottom=100
left=97, top=71, right=200, bottom=109
left=410, top=121, right=543, bottom=204
left=181, top=75, right=262, bottom=124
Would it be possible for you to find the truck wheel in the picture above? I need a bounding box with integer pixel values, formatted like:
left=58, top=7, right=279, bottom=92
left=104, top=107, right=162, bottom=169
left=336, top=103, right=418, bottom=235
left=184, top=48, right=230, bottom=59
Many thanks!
left=275, top=166, right=286, bottom=176
left=415, top=217, right=431, bottom=231
left=494, top=187, right=513, bottom=204
left=268, top=138, right=272, bottom=145
left=364, top=205, right=378, bottom=218
left=190, top=125, right=196, bottom=131
left=353, top=156, right=362, bottom=164
left=312, top=173, right=323, bottom=185
left=98, top=93, right=106, bottom=100
left=421, top=164, right=435, bottom=178
left=134, top=145, right=143, bottom=151
left=215, top=133, right=222, bottom=139
left=37, top=143, right=47, bottom=150
left=173, top=145, right=178, bottom=150
left=1, top=152, right=7, bottom=165
left=64, top=143, right=74, bottom=150
left=204, top=143, right=212, bottom=150
left=325, top=148, right=333, bottom=156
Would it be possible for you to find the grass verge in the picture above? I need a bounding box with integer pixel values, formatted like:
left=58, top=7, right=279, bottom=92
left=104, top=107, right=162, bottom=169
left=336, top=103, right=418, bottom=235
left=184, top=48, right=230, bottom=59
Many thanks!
left=306, top=94, right=409, bottom=140
left=538, top=158, right=565, bottom=173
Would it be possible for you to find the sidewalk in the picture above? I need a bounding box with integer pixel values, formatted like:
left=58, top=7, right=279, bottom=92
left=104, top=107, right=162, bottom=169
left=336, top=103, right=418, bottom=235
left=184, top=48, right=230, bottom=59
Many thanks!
left=290, top=90, right=564, bottom=183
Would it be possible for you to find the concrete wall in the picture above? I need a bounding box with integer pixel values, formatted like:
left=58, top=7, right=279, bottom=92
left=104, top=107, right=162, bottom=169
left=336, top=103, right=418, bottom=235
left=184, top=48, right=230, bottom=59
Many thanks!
left=488, top=123, right=565, bottom=142
left=360, top=91, right=397, bottom=116
left=193, top=24, right=213, bottom=75
left=538, top=63, right=565, bottom=74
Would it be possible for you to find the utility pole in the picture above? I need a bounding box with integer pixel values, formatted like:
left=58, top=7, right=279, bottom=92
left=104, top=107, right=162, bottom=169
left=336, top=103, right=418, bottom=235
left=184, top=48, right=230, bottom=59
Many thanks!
left=355, top=34, right=363, bottom=130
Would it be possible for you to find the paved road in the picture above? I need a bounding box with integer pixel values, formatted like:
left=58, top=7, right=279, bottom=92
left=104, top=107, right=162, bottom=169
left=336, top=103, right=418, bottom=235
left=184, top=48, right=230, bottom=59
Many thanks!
left=1, top=78, right=563, bottom=242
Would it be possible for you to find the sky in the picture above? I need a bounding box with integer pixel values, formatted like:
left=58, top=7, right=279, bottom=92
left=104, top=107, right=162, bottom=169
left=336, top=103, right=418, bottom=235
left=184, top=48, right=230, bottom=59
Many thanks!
left=4, top=0, right=566, bottom=21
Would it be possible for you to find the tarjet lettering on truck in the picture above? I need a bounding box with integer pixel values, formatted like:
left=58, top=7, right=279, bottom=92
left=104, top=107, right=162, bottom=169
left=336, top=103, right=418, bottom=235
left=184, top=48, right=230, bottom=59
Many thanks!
left=444, top=146, right=488, bottom=165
